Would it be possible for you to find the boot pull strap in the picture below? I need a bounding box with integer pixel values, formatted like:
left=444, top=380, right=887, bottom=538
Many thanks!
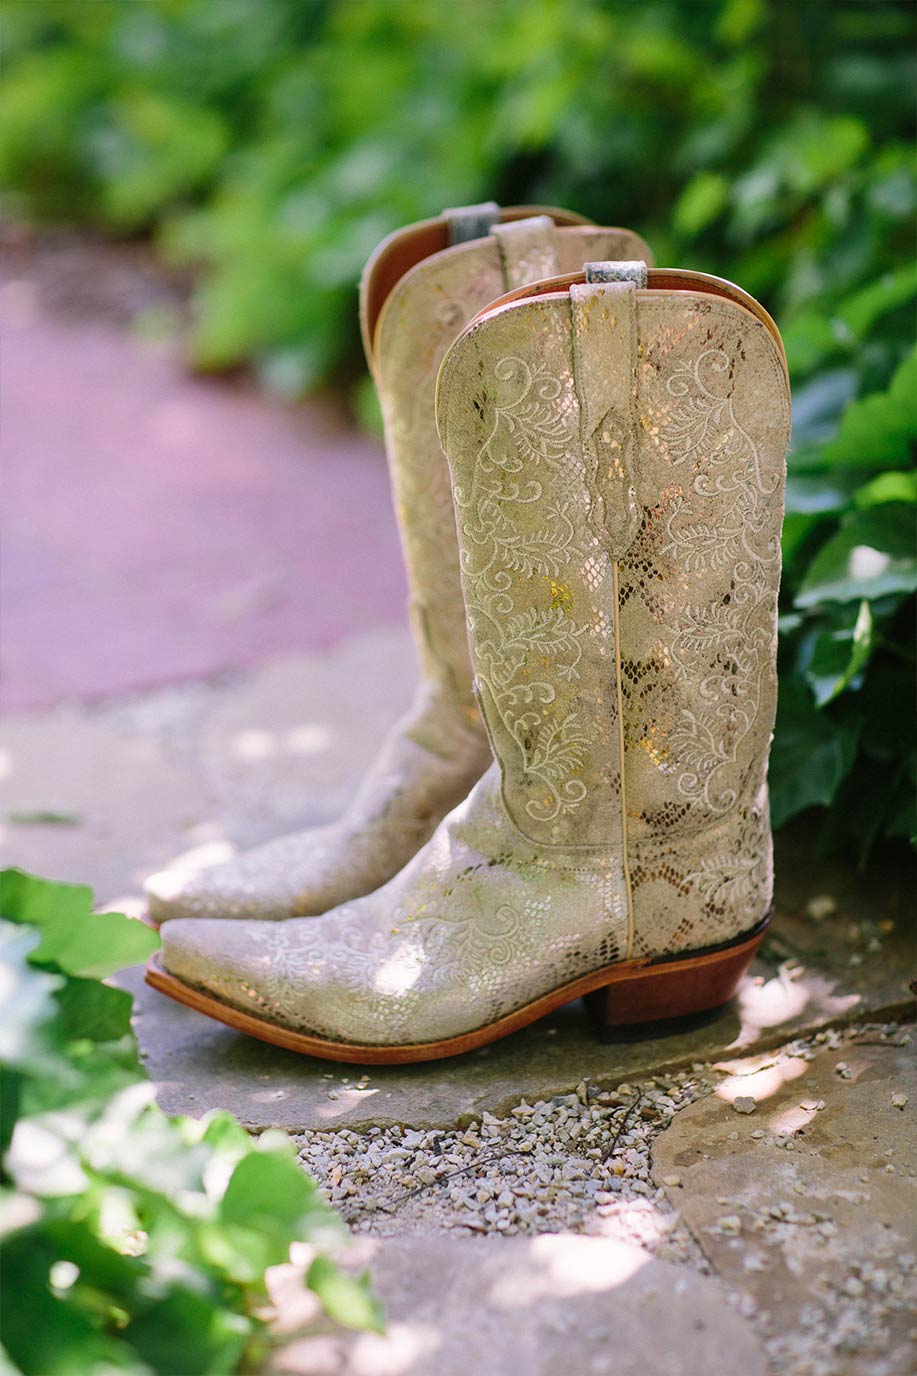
left=442, top=201, right=500, bottom=244
left=493, top=214, right=560, bottom=291
left=570, top=261, right=647, bottom=559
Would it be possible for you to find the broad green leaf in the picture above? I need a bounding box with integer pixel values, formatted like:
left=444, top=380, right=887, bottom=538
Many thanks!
left=673, top=171, right=729, bottom=237
left=0, top=871, right=93, bottom=932
left=0, top=870, right=159, bottom=979
left=36, top=910, right=159, bottom=980
left=121, top=1288, right=250, bottom=1376
left=0, top=1342, right=21, bottom=1376
left=306, top=1255, right=385, bottom=1334
left=769, top=682, right=861, bottom=828
left=855, top=470, right=917, bottom=508
left=780, top=259, right=917, bottom=379
left=860, top=665, right=917, bottom=761
left=29, top=1217, right=147, bottom=1295
left=816, top=349, right=917, bottom=470
left=0, top=1233, right=140, bottom=1376
left=837, top=262, right=917, bottom=339
left=0, top=922, right=63, bottom=1074
left=782, top=314, right=842, bottom=379
left=199, top=1110, right=254, bottom=1157
left=804, top=600, right=874, bottom=706
left=784, top=473, right=855, bottom=516
left=53, top=977, right=135, bottom=1046
left=220, top=1149, right=334, bottom=1240
left=795, top=504, right=916, bottom=606
left=790, top=368, right=857, bottom=450
left=780, top=511, right=825, bottom=567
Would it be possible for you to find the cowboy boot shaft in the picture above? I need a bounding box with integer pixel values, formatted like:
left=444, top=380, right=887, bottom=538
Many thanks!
left=362, top=210, right=654, bottom=712
left=436, top=265, right=790, bottom=957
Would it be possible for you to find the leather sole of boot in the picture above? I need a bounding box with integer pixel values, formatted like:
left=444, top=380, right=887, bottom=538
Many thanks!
left=144, top=913, right=770, bottom=1065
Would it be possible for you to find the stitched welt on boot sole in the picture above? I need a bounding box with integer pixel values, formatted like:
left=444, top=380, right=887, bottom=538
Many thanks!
left=144, top=916, right=769, bottom=1066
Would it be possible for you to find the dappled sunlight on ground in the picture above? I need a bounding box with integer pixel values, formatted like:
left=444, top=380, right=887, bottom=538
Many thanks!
left=488, top=1231, right=648, bottom=1306
left=715, top=1054, right=808, bottom=1107
left=229, top=722, right=334, bottom=763
left=307, top=1088, right=382, bottom=1124
left=267, top=1246, right=443, bottom=1376
left=730, top=964, right=861, bottom=1050
left=767, top=1101, right=817, bottom=1136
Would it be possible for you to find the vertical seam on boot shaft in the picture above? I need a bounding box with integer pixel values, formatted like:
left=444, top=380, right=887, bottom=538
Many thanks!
left=612, top=558, right=635, bottom=958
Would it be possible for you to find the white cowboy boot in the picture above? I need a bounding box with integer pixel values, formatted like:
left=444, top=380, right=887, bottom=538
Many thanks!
left=145, top=207, right=651, bottom=923
left=148, top=260, right=789, bottom=1060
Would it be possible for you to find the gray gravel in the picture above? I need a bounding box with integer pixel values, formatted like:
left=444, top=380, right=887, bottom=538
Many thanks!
left=295, top=1066, right=711, bottom=1266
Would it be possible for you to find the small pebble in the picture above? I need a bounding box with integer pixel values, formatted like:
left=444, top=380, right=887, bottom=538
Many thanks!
left=892, top=1093, right=908, bottom=1109
left=806, top=894, right=837, bottom=921
left=733, top=1096, right=757, bottom=1115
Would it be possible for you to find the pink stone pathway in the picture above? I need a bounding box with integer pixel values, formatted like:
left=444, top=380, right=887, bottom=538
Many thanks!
left=2, top=283, right=407, bottom=710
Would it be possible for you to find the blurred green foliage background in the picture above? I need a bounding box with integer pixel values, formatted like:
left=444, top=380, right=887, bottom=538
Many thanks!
left=1, top=0, right=915, bottom=857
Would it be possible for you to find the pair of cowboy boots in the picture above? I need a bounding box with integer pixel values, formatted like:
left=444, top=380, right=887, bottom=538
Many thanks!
left=146, top=204, right=790, bottom=1064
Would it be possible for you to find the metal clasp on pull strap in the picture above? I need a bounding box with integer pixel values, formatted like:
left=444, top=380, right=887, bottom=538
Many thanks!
left=584, top=260, right=648, bottom=287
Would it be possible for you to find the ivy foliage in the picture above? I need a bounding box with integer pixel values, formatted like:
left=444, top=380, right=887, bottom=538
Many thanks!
left=0, top=870, right=383, bottom=1376
left=0, top=0, right=914, bottom=855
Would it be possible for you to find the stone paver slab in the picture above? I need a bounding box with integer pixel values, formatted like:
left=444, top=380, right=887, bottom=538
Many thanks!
left=0, top=632, right=415, bottom=904
left=652, top=1038, right=917, bottom=1376
left=264, top=1233, right=766, bottom=1376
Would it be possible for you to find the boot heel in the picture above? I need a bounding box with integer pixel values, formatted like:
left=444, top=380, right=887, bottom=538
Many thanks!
left=583, top=917, right=769, bottom=1042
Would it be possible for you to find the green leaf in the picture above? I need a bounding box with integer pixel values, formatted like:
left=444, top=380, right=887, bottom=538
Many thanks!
left=121, top=1288, right=250, bottom=1376
left=7, top=812, right=80, bottom=827
left=782, top=315, right=842, bottom=379
left=0, top=871, right=159, bottom=979
left=0, top=870, right=93, bottom=932
left=0, top=922, right=63, bottom=1074
left=53, top=977, right=135, bottom=1046
left=769, top=682, right=861, bottom=828
left=0, top=1231, right=139, bottom=1376
left=855, top=470, right=917, bottom=508
left=306, top=1255, right=385, bottom=1334
left=673, top=171, right=729, bottom=237
left=219, top=1149, right=339, bottom=1265
left=795, top=504, right=917, bottom=607
left=28, top=1217, right=146, bottom=1295
left=836, top=262, right=917, bottom=339
left=784, top=473, right=855, bottom=516
left=782, top=264, right=917, bottom=379
left=804, top=600, right=874, bottom=707
left=816, top=349, right=917, bottom=470
left=790, top=369, right=857, bottom=450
